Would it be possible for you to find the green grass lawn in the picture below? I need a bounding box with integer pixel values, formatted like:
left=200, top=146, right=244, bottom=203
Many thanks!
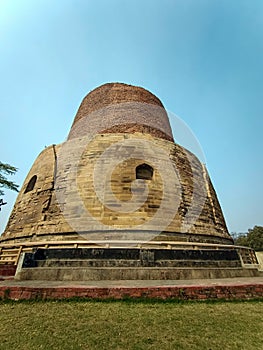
left=0, top=300, right=262, bottom=350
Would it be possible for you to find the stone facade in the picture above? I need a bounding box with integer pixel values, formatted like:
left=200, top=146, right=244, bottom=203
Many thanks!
left=1, top=133, right=230, bottom=244
left=1, top=83, right=232, bottom=245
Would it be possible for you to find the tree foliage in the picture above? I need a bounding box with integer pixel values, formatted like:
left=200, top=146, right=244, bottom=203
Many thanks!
left=233, top=226, right=263, bottom=251
left=0, top=161, right=19, bottom=196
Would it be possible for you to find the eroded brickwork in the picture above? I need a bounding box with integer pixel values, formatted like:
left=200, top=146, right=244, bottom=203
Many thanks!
left=0, top=283, right=262, bottom=301
left=72, top=83, right=165, bottom=124
left=68, top=83, right=173, bottom=141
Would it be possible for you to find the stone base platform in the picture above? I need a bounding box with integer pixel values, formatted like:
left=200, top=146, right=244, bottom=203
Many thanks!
left=0, top=277, right=262, bottom=301
left=1, top=243, right=262, bottom=300
left=15, top=247, right=261, bottom=281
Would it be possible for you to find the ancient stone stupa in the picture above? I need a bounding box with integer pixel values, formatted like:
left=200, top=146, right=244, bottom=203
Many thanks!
left=0, top=83, right=260, bottom=280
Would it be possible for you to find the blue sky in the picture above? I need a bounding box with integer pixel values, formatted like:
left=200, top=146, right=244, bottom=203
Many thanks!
left=0, top=0, right=262, bottom=234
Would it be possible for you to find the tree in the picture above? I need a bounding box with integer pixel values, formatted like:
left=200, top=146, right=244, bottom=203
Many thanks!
left=0, top=161, right=19, bottom=196
left=233, top=226, right=263, bottom=251
left=233, top=233, right=248, bottom=247
left=247, top=226, right=263, bottom=251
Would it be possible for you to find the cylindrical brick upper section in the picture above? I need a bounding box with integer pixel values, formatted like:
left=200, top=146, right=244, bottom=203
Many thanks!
left=68, top=83, right=174, bottom=142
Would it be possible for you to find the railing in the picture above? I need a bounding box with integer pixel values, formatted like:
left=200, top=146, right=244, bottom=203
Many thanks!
left=0, top=240, right=259, bottom=266
left=238, top=247, right=259, bottom=266
left=0, top=246, right=22, bottom=265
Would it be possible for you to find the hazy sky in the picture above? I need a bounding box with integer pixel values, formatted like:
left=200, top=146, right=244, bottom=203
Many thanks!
left=0, top=0, right=262, bottom=234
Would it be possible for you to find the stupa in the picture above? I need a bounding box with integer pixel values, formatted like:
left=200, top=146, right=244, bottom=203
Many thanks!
left=0, top=83, right=260, bottom=280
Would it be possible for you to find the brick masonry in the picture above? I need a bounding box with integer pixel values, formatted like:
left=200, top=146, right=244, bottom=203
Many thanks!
left=0, top=265, right=16, bottom=278
left=0, top=283, right=262, bottom=301
left=68, top=82, right=174, bottom=141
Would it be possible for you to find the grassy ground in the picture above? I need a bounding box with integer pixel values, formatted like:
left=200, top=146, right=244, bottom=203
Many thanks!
left=0, top=299, right=262, bottom=350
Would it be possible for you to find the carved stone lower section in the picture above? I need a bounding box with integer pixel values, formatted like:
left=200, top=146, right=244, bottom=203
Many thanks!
left=15, top=247, right=260, bottom=281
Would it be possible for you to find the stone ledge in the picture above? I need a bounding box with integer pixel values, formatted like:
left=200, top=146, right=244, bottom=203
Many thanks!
left=17, top=267, right=259, bottom=281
